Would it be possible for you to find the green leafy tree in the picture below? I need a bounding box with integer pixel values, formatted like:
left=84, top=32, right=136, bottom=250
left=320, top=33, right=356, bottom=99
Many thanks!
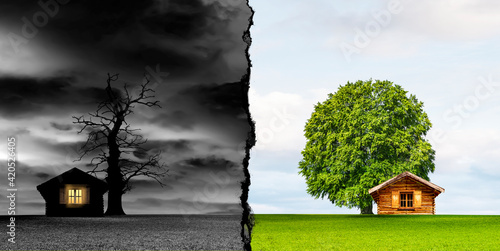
left=298, top=79, right=435, bottom=214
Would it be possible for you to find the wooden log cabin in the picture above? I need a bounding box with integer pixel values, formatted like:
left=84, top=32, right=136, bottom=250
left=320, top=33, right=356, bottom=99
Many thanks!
left=37, top=167, right=108, bottom=216
left=369, top=171, right=444, bottom=215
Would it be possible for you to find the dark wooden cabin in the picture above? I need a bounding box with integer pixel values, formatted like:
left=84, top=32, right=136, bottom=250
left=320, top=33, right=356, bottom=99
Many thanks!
left=369, top=171, right=444, bottom=215
left=37, top=167, right=108, bottom=216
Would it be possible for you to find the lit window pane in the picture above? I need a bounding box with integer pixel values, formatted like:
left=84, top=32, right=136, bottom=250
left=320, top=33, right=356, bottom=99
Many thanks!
left=68, top=189, right=83, bottom=204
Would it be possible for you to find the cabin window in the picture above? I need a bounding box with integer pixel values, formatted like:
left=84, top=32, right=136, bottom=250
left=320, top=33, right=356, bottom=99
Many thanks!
left=68, top=189, right=82, bottom=204
left=400, top=192, right=413, bottom=208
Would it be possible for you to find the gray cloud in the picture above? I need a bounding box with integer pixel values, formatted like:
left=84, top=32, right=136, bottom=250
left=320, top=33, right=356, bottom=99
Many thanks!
left=0, top=76, right=108, bottom=118
left=49, top=122, right=74, bottom=131
left=0, top=0, right=251, bottom=216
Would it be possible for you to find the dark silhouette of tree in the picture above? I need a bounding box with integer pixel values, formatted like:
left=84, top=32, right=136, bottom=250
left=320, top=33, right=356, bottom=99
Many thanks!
left=73, top=73, right=167, bottom=215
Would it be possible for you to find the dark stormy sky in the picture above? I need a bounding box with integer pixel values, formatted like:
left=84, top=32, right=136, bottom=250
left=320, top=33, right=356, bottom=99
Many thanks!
left=0, top=0, right=252, bottom=215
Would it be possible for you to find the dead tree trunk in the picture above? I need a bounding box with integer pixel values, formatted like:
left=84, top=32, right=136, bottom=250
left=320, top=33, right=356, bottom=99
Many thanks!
left=104, top=107, right=126, bottom=215
left=105, top=178, right=125, bottom=215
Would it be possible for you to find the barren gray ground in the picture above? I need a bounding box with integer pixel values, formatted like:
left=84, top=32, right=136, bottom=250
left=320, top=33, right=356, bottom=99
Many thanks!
left=1, top=215, right=242, bottom=250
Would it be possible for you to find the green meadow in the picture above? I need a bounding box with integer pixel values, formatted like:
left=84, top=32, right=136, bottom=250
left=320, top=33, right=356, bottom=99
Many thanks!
left=251, top=214, right=500, bottom=250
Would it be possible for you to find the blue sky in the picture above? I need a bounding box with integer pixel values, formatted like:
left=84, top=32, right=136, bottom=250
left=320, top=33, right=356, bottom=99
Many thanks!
left=248, top=0, right=500, bottom=214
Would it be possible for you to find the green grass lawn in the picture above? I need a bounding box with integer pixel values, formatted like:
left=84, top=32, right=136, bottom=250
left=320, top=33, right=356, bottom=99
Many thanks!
left=251, top=214, right=500, bottom=250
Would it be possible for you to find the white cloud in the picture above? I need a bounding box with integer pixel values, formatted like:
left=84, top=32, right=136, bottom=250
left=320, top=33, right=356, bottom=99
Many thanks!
left=431, top=171, right=500, bottom=215
left=324, top=0, right=500, bottom=60
left=250, top=203, right=284, bottom=214
left=398, top=1, right=500, bottom=41
left=434, top=129, right=500, bottom=175
left=249, top=89, right=307, bottom=152
left=0, top=33, right=78, bottom=77
left=250, top=169, right=304, bottom=192
left=249, top=88, right=333, bottom=152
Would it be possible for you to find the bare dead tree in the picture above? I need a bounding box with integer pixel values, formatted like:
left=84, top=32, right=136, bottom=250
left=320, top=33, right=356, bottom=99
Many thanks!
left=73, top=73, right=167, bottom=215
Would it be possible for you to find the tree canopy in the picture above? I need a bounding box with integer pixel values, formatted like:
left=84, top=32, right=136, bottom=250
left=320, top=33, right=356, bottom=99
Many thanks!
left=298, top=79, right=435, bottom=214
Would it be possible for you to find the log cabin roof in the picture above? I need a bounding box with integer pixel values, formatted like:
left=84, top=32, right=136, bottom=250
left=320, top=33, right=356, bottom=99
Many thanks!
left=368, top=171, right=445, bottom=195
left=37, top=167, right=108, bottom=194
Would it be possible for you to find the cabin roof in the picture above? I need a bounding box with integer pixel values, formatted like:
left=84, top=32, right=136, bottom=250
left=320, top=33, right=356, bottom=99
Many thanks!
left=368, top=171, right=445, bottom=195
left=37, top=167, right=108, bottom=193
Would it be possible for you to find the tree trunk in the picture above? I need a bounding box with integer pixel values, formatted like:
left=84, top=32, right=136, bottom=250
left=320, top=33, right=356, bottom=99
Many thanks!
left=105, top=116, right=126, bottom=215
left=105, top=185, right=125, bottom=215
left=105, top=151, right=126, bottom=215
left=361, top=201, right=373, bottom=214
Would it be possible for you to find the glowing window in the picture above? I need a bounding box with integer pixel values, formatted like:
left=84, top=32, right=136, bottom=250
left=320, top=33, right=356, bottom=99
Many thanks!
left=68, top=189, right=82, bottom=204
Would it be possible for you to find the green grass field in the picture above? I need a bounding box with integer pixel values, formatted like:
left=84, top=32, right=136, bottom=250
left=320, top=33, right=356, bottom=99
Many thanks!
left=251, top=214, right=500, bottom=250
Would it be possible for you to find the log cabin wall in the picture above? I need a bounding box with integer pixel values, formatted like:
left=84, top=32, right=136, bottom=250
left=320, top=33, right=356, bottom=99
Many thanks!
left=37, top=168, right=108, bottom=217
left=372, top=176, right=436, bottom=215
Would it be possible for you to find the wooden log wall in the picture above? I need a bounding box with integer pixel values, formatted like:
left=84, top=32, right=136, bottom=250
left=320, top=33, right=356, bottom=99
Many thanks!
left=372, top=176, right=436, bottom=215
